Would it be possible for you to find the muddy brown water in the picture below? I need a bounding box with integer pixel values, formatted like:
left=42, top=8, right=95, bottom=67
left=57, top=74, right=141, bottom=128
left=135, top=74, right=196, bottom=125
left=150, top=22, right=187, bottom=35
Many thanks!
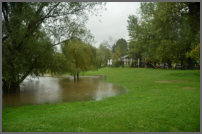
left=3, top=76, right=126, bottom=106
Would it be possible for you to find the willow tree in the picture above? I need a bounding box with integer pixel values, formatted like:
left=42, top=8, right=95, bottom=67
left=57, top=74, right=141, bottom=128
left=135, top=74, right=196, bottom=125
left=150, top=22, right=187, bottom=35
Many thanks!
left=61, top=38, right=96, bottom=80
left=2, top=2, right=104, bottom=93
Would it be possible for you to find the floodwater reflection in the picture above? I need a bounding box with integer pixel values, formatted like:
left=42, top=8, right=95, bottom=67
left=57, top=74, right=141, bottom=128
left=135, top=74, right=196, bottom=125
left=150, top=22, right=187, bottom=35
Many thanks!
left=3, top=76, right=126, bottom=106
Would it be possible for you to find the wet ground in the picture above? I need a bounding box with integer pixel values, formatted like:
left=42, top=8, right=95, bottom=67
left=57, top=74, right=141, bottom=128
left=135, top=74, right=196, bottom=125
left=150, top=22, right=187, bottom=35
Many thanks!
left=3, top=75, right=126, bottom=106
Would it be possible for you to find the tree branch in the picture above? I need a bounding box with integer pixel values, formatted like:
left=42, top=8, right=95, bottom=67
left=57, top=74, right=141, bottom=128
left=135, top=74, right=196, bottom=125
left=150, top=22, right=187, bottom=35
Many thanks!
left=52, top=39, right=69, bottom=47
left=16, top=3, right=60, bottom=50
left=18, top=66, right=34, bottom=84
left=2, top=3, right=11, bottom=35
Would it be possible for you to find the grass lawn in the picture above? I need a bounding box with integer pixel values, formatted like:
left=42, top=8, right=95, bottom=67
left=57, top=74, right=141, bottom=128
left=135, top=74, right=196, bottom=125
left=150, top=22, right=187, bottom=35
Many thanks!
left=2, top=68, right=200, bottom=132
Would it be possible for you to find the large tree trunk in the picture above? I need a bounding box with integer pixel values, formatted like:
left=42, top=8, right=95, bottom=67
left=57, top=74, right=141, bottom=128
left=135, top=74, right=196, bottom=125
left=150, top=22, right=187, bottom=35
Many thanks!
left=3, top=66, right=34, bottom=94
left=3, top=80, right=20, bottom=94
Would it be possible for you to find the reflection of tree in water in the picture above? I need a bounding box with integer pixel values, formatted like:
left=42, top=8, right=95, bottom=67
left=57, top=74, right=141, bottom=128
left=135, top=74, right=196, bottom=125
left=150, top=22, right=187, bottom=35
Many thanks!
left=58, top=77, right=101, bottom=101
left=3, top=76, right=126, bottom=106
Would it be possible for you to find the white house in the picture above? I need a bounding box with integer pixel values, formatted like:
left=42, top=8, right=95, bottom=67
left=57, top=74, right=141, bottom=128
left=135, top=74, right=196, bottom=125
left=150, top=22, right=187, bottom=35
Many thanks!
left=107, top=59, right=113, bottom=66
left=120, top=55, right=133, bottom=66
left=107, top=55, right=133, bottom=66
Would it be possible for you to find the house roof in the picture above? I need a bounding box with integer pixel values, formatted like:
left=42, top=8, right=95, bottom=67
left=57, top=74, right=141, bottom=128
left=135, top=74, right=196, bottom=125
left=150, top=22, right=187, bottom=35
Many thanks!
left=121, top=55, right=129, bottom=59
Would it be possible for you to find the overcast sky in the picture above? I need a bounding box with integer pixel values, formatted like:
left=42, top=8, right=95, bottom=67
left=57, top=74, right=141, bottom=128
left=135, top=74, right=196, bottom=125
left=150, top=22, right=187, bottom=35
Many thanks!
left=87, top=2, right=140, bottom=48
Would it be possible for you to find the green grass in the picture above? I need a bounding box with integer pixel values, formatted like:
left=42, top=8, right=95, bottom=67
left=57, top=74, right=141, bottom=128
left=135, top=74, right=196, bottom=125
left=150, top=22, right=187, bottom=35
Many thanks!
left=3, top=68, right=200, bottom=132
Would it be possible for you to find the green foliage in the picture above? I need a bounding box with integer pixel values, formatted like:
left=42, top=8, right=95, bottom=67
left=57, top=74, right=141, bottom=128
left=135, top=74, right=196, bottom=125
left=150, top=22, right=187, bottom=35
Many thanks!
left=48, top=53, right=68, bottom=74
left=127, top=2, right=200, bottom=68
left=3, top=27, right=55, bottom=91
left=112, top=46, right=121, bottom=64
left=96, top=42, right=112, bottom=67
left=113, top=61, right=124, bottom=67
left=156, top=40, right=175, bottom=63
left=187, top=43, right=200, bottom=65
left=111, top=38, right=128, bottom=66
left=112, top=38, right=128, bottom=57
left=61, top=38, right=97, bottom=75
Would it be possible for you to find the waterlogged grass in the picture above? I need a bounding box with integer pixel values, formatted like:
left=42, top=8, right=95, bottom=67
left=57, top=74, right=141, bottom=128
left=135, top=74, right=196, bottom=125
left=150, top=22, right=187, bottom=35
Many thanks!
left=3, top=68, right=200, bottom=132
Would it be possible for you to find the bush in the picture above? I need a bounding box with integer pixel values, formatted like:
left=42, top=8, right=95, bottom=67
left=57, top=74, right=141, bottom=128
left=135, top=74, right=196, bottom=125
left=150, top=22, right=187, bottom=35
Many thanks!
left=113, top=61, right=124, bottom=67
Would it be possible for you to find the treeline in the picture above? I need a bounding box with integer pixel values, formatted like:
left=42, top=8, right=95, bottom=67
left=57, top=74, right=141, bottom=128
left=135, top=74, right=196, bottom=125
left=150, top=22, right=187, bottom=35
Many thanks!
left=95, top=2, right=200, bottom=69
left=127, top=2, right=200, bottom=69
left=96, top=38, right=128, bottom=67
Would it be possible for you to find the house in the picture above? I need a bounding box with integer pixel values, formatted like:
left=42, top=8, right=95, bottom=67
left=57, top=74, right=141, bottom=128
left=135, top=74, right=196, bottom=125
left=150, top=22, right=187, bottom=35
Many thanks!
left=107, top=55, right=133, bottom=66
left=107, top=59, right=113, bottom=66
left=120, top=55, right=133, bottom=66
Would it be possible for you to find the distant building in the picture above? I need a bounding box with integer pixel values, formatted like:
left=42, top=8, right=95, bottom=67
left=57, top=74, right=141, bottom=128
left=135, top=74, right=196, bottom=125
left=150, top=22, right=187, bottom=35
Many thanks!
left=107, top=55, right=132, bottom=66
left=107, top=59, right=113, bottom=66
left=120, top=55, right=133, bottom=66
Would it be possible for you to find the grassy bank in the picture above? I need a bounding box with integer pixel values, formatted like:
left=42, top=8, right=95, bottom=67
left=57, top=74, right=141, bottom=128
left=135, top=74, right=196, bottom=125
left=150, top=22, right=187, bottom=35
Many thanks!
left=3, top=68, right=200, bottom=132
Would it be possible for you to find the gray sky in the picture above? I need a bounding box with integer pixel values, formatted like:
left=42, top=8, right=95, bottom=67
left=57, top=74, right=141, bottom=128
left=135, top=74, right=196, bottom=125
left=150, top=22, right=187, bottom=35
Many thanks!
left=87, top=2, right=140, bottom=48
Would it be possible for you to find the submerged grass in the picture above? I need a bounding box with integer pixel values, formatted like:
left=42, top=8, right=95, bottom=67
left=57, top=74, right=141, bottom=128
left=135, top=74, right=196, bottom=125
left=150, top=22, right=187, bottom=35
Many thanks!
left=3, top=68, right=200, bottom=132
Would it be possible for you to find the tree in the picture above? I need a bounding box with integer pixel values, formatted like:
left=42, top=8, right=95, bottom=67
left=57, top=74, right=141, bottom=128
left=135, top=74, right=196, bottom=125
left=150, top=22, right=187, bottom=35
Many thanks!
left=127, top=15, right=155, bottom=67
left=2, top=2, right=104, bottom=93
left=187, top=43, right=200, bottom=66
left=96, top=41, right=112, bottom=67
left=2, top=30, right=55, bottom=93
left=112, top=38, right=128, bottom=57
left=112, top=46, right=123, bottom=67
left=48, top=52, right=68, bottom=74
left=61, top=38, right=96, bottom=80
left=127, top=2, right=200, bottom=69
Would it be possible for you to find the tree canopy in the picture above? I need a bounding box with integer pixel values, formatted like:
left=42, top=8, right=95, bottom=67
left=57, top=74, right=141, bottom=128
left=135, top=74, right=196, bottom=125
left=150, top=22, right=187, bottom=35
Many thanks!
left=61, top=38, right=97, bottom=80
left=96, top=41, right=112, bottom=67
left=127, top=2, right=200, bottom=68
left=112, top=38, right=128, bottom=57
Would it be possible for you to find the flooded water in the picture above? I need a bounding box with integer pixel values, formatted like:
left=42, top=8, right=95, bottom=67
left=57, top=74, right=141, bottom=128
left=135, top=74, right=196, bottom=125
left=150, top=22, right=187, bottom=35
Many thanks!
left=3, top=76, right=126, bottom=106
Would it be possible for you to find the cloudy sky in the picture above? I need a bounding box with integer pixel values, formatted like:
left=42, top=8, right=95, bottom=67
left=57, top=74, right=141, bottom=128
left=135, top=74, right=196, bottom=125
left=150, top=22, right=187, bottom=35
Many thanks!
left=87, top=2, right=140, bottom=48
